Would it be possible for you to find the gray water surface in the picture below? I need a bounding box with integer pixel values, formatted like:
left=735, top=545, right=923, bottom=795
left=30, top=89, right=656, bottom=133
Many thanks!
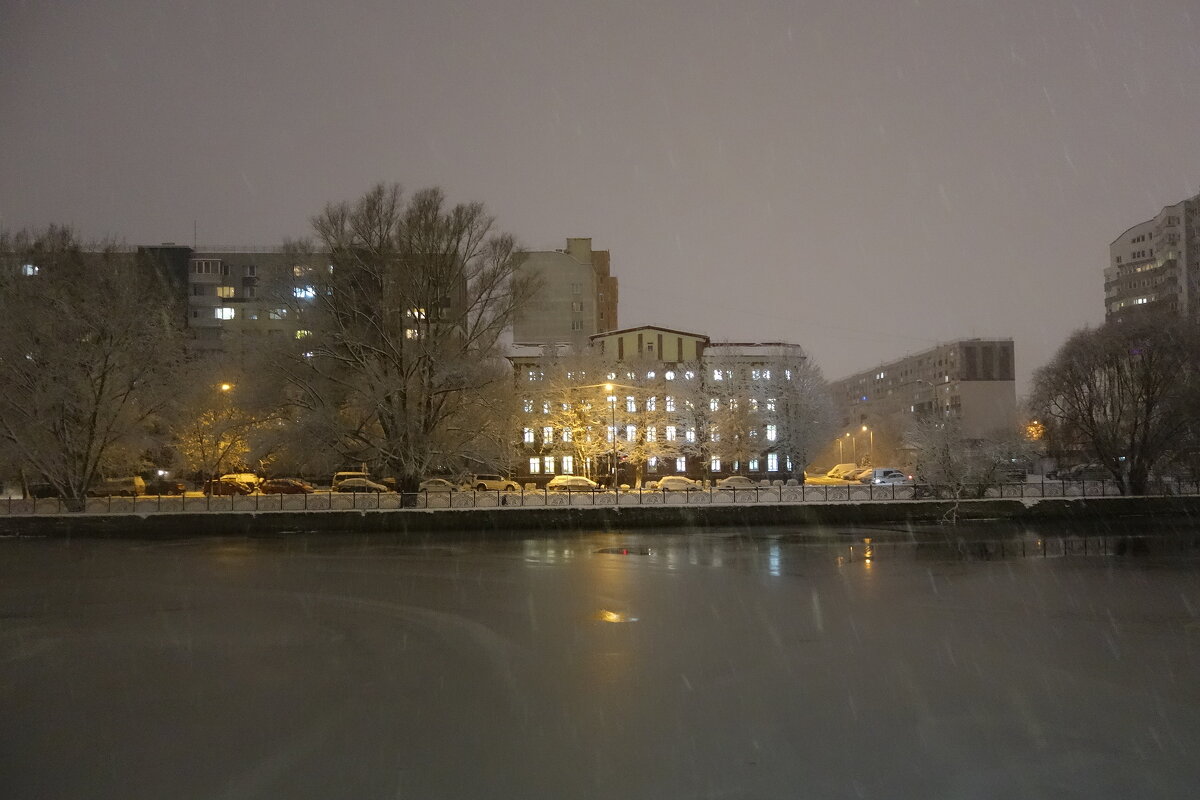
left=3, top=524, right=1199, bottom=799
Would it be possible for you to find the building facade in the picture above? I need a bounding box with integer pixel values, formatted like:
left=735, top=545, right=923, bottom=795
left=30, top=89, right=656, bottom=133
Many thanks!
left=828, top=339, right=1017, bottom=463
left=138, top=245, right=299, bottom=353
left=1105, top=194, right=1200, bottom=321
left=511, top=238, right=618, bottom=346
left=507, top=326, right=816, bottom=486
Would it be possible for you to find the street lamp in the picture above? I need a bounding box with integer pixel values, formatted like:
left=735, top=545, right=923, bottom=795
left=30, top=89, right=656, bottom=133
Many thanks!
left=605, top=383, right=617, bottom=488
left=862, top=424, right=873, bottom=463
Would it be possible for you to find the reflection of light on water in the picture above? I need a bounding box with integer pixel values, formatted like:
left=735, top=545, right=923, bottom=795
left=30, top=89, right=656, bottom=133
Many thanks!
left=769, top=542, right=781, bottom=576
left=596, top=609, right=638, bottom=623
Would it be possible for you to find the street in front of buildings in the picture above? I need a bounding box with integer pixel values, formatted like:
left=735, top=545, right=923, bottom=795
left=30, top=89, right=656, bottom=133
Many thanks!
left=3, top=523, right=1199, bottom=799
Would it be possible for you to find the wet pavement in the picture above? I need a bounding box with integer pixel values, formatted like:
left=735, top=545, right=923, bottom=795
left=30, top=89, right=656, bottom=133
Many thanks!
left=2, top=523, right=1200, bottom=799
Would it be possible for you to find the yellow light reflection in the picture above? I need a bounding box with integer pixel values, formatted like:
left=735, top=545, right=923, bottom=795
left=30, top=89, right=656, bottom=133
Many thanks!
left=596, top=609, right=638, bottom=623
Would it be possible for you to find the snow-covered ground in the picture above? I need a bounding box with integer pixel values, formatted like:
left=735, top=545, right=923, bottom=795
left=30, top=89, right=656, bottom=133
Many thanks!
left=2, top=524, right=1198, bottom=798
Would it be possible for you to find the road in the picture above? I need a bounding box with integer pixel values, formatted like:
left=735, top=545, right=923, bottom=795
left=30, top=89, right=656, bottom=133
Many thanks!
left=3, top=524, right=1200, bottom=799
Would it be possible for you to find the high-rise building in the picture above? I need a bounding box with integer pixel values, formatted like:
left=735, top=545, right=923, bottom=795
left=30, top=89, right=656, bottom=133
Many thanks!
left=830, top=339, right=1016, bottom=443
left=511, top=238, right=618, bottom=346
left=1105, top=194, right=1200, bottom=321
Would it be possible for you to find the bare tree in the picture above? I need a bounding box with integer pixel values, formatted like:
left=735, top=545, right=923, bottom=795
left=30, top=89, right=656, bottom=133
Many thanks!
left=0, top=227, right=184, bottom=508
left=1029, top=315, right=1200, bottom=494
left=273, top=184, right=538, bottom=492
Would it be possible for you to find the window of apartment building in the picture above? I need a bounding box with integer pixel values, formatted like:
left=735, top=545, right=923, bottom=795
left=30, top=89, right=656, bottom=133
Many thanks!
left=192, top=285, right=206, bottom=296
left=295, top=330, right=311, bottom=339
left=269, top=308, right=286, bottom=319
left=244, top=265, right=256, bottom=277
left=220, top=264, right=230, bottom=276
left=709, top=426, right=719, bottom=442
left=293, top=285, right=315, bottom=300
left=646, top=396, right=657, bottom=411
left=767, top=454, right=779, bottom=472
left=625, top=396, right=636, bottom=412
left=542, top=426, right=553, bottom=442
left=685, top=427, right=696, bottom=443
left=607, top=426, right=616, bottom=443
left=766, top=424, right=777, bottom=442
left=523, top=399, right=534, bottom=412
left=646, top=426, right=657, bottom=442
left=665, top=396, right=676, bottom=412
left=647, top=457, right=658, bottom=470
left=571, top=320, right=583, bottom=331
left=21, top=264, right=39, bottom=276
left=571, top=283, right=582, bottom=295
left=542, top=401, right=551, bottom=414
left=625, top=425, right=636, bottom=441
left=665, top=426, right=677, bottom=441
left=245, top=286, right=256, bottom=298
left=214, top=308, right=234, bottom=320
left=562, top=428, right=572, bottom=442
left=675, top=457, right=686, bottom=472
left=711, top=457, right=721, bottom=472
left=748, top=458, right=759, bottom=471
left=571, top=301, right=583, bottom=312
left=543, top=456, right=555, bottom=475
left=561, top=456, right=574, bottom=475
left=216, top=286, right=235, bottom=299
left=523, top=428, right=535, bottom=444
left=664, top=370, right=675, bottom=380
left=528, top=458, right=541, bottom=474
left=749, top=398, right=759, bottom=411
left=712, top=369, right=723, bottom=381
left=710, top=397, right=720, bottom=411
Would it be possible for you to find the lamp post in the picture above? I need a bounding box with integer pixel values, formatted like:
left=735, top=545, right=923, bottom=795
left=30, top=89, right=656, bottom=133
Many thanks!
left=862, top=424, right=873, bottom=464
left=605, top=383, right=617, bottom=489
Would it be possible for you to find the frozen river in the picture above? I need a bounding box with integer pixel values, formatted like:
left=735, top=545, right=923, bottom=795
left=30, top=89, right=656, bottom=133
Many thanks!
left=3, top=522, right=1200, bottom=799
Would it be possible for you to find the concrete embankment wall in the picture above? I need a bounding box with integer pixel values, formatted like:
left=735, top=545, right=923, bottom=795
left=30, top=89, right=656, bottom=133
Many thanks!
left=3, top=496, right=1200, bottom=539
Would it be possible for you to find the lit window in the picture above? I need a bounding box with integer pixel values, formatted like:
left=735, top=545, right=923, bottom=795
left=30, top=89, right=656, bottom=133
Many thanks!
left=665, top=396, right=676, bottom=412
left=543, top=456, right=555, bottom=474
left=748, top=458, right=759, bottom=471
left=626, top=396, right=636, bottom=412
left=767, top=454, right=779, bottom=472
left=665, top=370, right=675, bottom=380
left=216, top=286, right=235, bottom=299
left=648, top=457, right=658, bottom=469
left=766, top=398, right=776, bottom=411
left=542, top=402, right=550, bottom=414
left=607, top=426, right=616, bottom=443
left=665, top=426, right=677, bottom=441
left=523, top=428, right=535, bottom=444
left=675, top=457, right=686, bottom=472
left=293, top=286, right=315, bottom=300
left=646, top=426, right=657, bottom=442
left=543, top=426, right=554, bottom=442
left=749, top=398, right=759, bottom=410
left=785, top=370, right=793, bottom=380
left=646, top=396, right=657, bottom=411
left=713, top=369, right=723, bottom=381
left=523, top=399, right=533, bottom=412
left=686, top=427, right=696, bottom=443
left=607, top=372, right=616, bottom=380
left=214, top=308, right=234, bottom=320
left=646, top=371, right=656, bottom=379
left=295, top=330, right=312, bottom=339
left=711, top=458, right=721, bottom=471
left=406, top=308, right=427, bottom=320
left=684, top=371, right=695, bottom=380
left=625, top=425, right=636, bottom=440
left=21, top=264, right=38, bottom=276
left=752, top=369, right=761, bottom=381
left=269, top=308, right=286, bottom=320
left=710, top=426, right=720, bottom=442
left=561, top=456, right=574, bottom=474
left=766, top=424, right=777, bottom=442
left=709, top=398, right=719, bottom=411
left=562, top=428, right=572, bottom=442
left=529, top=458, right=541, bottom=474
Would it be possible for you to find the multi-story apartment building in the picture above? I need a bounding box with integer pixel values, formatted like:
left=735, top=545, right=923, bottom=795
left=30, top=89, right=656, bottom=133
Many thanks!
left=507, top=326, right=815, bottom=486
left=829, top=339, right=1017, bottom=461
left=511, top=238, right=618, bottom=346
left=1105, top=193, right=1200, bottom=321
left=138, top=245, right=298, bottom=352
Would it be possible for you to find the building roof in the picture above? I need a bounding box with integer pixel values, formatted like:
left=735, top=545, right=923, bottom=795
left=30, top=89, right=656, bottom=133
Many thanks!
left=588, top=324, right=710, bottom=342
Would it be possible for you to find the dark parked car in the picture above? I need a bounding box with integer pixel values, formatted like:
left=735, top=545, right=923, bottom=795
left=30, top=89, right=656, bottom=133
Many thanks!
left=25, top=483, right=59, bottom=499
left=144, top=477, right=187, bottom=496
left=260, top=478, right=314, bottom=494
left=203, top=479, right=253, bottom=496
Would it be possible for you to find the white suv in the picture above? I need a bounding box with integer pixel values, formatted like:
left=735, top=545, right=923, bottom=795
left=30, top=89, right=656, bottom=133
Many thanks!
left=468, top=474, right=521, bottom=491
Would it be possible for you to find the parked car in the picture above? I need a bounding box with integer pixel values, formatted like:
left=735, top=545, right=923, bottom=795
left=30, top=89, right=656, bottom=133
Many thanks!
left=144, top=477, right=187, bottom=496
left=545, top=475, right=601, bottom=492
left=87, top=476, right=146, bottom=497
left=331, top=471, right=371, bottom=489
left=859, top=468, right=912, bottom=485
left=653, top=475, right=704, bottom=492
left=1062, top=463, right=1110, bottom=481
left=826, top=463, right=860, bottom=480
left=334, top=477, right=389, bottom=493
left=203, top=479, right=253, bottom=496
left=260, top=478, right=314, bottom=494
left=25, top=483, right=59, bottom=499
left=846, top=466, right=877, bottom=483
left=219, top=473, right=261, bottom=493
left=418, top=478, right=460, bottom=493
left=715, top=475, right=758, bottom=489
left=467, top=474, right=521, bottom=491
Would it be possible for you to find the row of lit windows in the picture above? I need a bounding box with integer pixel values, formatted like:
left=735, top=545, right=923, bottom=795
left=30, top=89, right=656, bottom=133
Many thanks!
left=523, top=423, right=778, bottom=444
left=523, top=396, right=779, bottom=414
left=523, top=367, right=795, bottom=384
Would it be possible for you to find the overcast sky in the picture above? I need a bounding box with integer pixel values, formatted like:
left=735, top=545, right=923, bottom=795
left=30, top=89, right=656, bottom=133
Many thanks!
left=3, top=0, right=1199, bottom=392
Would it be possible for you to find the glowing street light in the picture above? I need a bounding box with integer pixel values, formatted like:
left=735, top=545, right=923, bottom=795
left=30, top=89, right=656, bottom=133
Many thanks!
left=605, top=382, right=618, bottom=488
